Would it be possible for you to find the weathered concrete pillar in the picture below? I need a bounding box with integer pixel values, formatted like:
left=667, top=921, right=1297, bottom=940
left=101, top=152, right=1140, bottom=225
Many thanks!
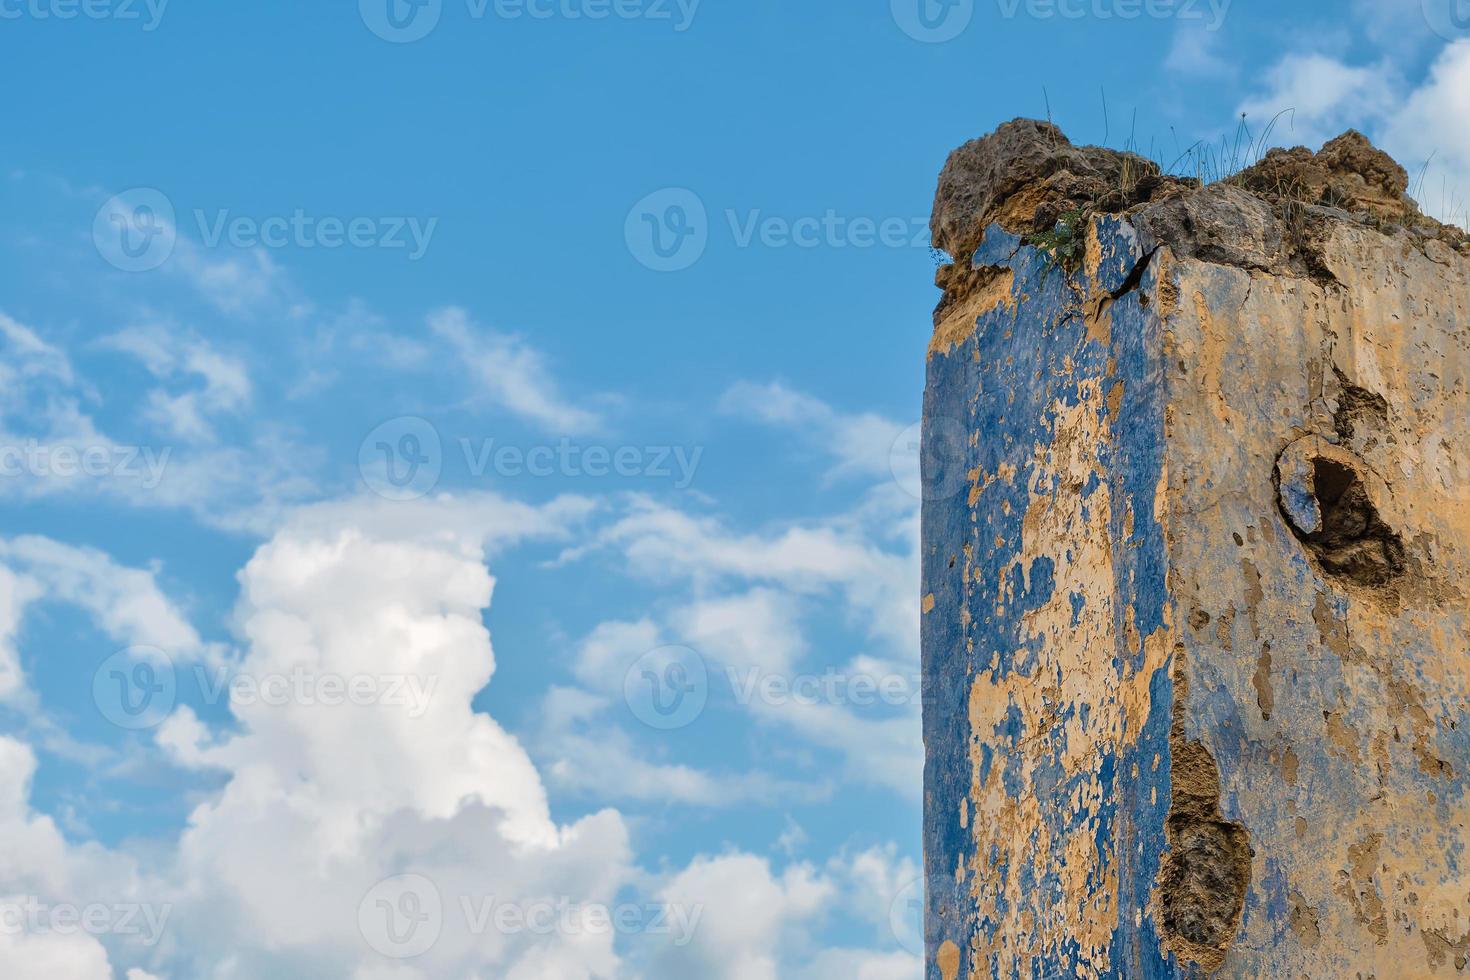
left=921, top=119, right=1470, bottom=979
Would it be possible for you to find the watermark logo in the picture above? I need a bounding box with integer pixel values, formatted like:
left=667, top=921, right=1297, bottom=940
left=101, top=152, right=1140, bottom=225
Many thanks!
left=358, top=874, right=702, bottom=958
left=626, top=189, right=931, bottom=271
left=94, top=188, right=438, bottom=271
left=0, top=0, right=169, bottom=30
left=94, top=654, right=441, bottom=730
left=890, top=417, right=969, bottom=501
left=360, top=417, right=443, bottom=501
left=891, top=0, right=973, bottom=43
left=359, top=0, right=443, bottom=42
left=359, top=874, right=443, bottom=959
left=93, top=188, right=176, bottom=273
left=625, top=188, right=708, bottom=272
left=1424, top=0, right=1470, bottom=39
left=92, top=646, right=177, bottom=731
left=624, top=645, right=708, bottom=730
left=889, top=877, right=927, bottom=956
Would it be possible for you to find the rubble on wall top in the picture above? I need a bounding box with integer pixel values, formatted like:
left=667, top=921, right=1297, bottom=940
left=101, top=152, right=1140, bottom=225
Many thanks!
left=929, top=118, right=1469, bottom=270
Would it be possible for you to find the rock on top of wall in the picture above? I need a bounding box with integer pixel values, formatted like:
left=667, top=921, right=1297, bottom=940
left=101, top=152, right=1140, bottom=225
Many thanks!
left=929, top=118, right=1187, bottom=257
left=929, top=119, right=1470, bottom=316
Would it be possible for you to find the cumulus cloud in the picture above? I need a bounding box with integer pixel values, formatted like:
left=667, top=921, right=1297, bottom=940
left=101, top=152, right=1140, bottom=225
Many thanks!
left=0, top=923, right=114, bottom=980
left=0, top=294, right=923, bottom=976
left=0, top=478, right=921, bottom=976
left=1228, top=35, right=1469, bottom=228
left=1236, top=54, right=1398, bottom=147
left=0, top=738, right=158, bottom=979
left=639, top=853, right=832, bottom=980
left=92, top=495, right=634, bottom=977
left=1380, top=41, right=1470, bottom=225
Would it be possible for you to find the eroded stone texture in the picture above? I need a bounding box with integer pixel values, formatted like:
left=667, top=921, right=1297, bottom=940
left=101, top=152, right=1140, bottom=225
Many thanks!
left=922, top=121, right=1470, bottom=978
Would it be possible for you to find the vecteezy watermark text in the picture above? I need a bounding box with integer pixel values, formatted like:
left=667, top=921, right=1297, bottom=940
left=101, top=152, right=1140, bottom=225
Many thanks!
left=0, top=441, right=170, bottom=489
left=359, top=0, right=700, bottom=43
left=995, top=0, right=1230, bottom=27
left=358, top=417, right=704, bottom=501
left=93, top=188, right=438, bottom=272
left=726, top=667, right=923, bottom=709
left=0, top=0, right=168, bottom=30
left=890, top=0, right=1229, bottom=43
left=195, top=210, right=437, bottom=260
left=195, top=667, right=440, bottom=719
left=0, top=898, right=172, bottom=947
left=459, top=438, right=702, bottom=488
left=625, top=188, right=930, bottom=272
left=92, top=647, right=441, bottom=730
left=623, top=646, right=925, bottom=731
left=358, top=875, right=702, bottom=959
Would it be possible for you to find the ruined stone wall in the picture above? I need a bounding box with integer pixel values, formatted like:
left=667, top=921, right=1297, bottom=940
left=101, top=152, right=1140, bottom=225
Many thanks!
left=921, top=120, right=1470, bottom=979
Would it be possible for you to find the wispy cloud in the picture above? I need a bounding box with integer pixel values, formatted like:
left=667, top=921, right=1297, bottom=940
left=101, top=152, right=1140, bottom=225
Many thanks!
left=429, top=307, right=603, bottom=435
left=719, top=380, right=907, bottom=483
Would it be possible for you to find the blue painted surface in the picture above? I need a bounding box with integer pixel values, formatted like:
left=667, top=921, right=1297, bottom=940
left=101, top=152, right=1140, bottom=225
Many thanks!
left=921, top=217, right=1180, bottom=978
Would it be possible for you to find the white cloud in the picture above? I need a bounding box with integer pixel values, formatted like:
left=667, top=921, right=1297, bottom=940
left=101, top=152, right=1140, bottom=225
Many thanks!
left=571, top=617, right=662, bottom=692
left=568, top=495, right=917, bottom=659
left=0, top=481, right=920, bottom=977
left=0, top=738, right=157, bottom=979
left=1380, top=41, right=1470, bottom=225
left=670, top=588, right=808, bottom=677
left=1350, top=0, right=1437, bottom=49
left=1231, top=40, right=1470, bottom=229
left=171, top=238, right=293, bottom=316
left=0, top=536, right=201, bottom=653
left=0, top=310, right=318, bottom=530
left=1163, top=21, right=1232, bottom=78
left=552, top=480, right=922, bottom=798
left=640, top=853, right=833, bottom=980
left=0, top=537, right=202, bottom=709
left=0, top=311, right=75, bottom=387
left=0, top=922, right=114, bottom=980
left=794, top=949, right=920, bottom=980
left=719, top=380, right=906, bottom=483
left=539, top=706, right=817, bottom=807
left=101, top=326, right=252, bottom=442
left=429, top=307, right=602, bottom=435
left=1236, top=54, right=1398, bottom=148
left=0, top=566, right=43, bottom=701
left=627, top=846, right=920, bottom=978
left=138, top=495, right=635, bottom=976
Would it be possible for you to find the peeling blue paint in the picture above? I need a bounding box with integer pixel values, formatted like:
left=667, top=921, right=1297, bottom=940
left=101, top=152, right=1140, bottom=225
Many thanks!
left=922, top=217, right=1177, bottom=979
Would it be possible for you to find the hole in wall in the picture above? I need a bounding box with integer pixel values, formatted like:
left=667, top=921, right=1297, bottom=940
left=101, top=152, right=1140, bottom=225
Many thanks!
left=1277, top=448, right=1405, bottom=587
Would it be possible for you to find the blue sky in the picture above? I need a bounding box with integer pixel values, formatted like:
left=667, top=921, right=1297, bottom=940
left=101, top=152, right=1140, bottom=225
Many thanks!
left=0, top=1, right=1467, bottom=977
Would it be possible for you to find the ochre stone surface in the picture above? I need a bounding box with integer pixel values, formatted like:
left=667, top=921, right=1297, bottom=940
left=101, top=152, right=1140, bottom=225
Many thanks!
left=921, top=120, right=1470, bottom=978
